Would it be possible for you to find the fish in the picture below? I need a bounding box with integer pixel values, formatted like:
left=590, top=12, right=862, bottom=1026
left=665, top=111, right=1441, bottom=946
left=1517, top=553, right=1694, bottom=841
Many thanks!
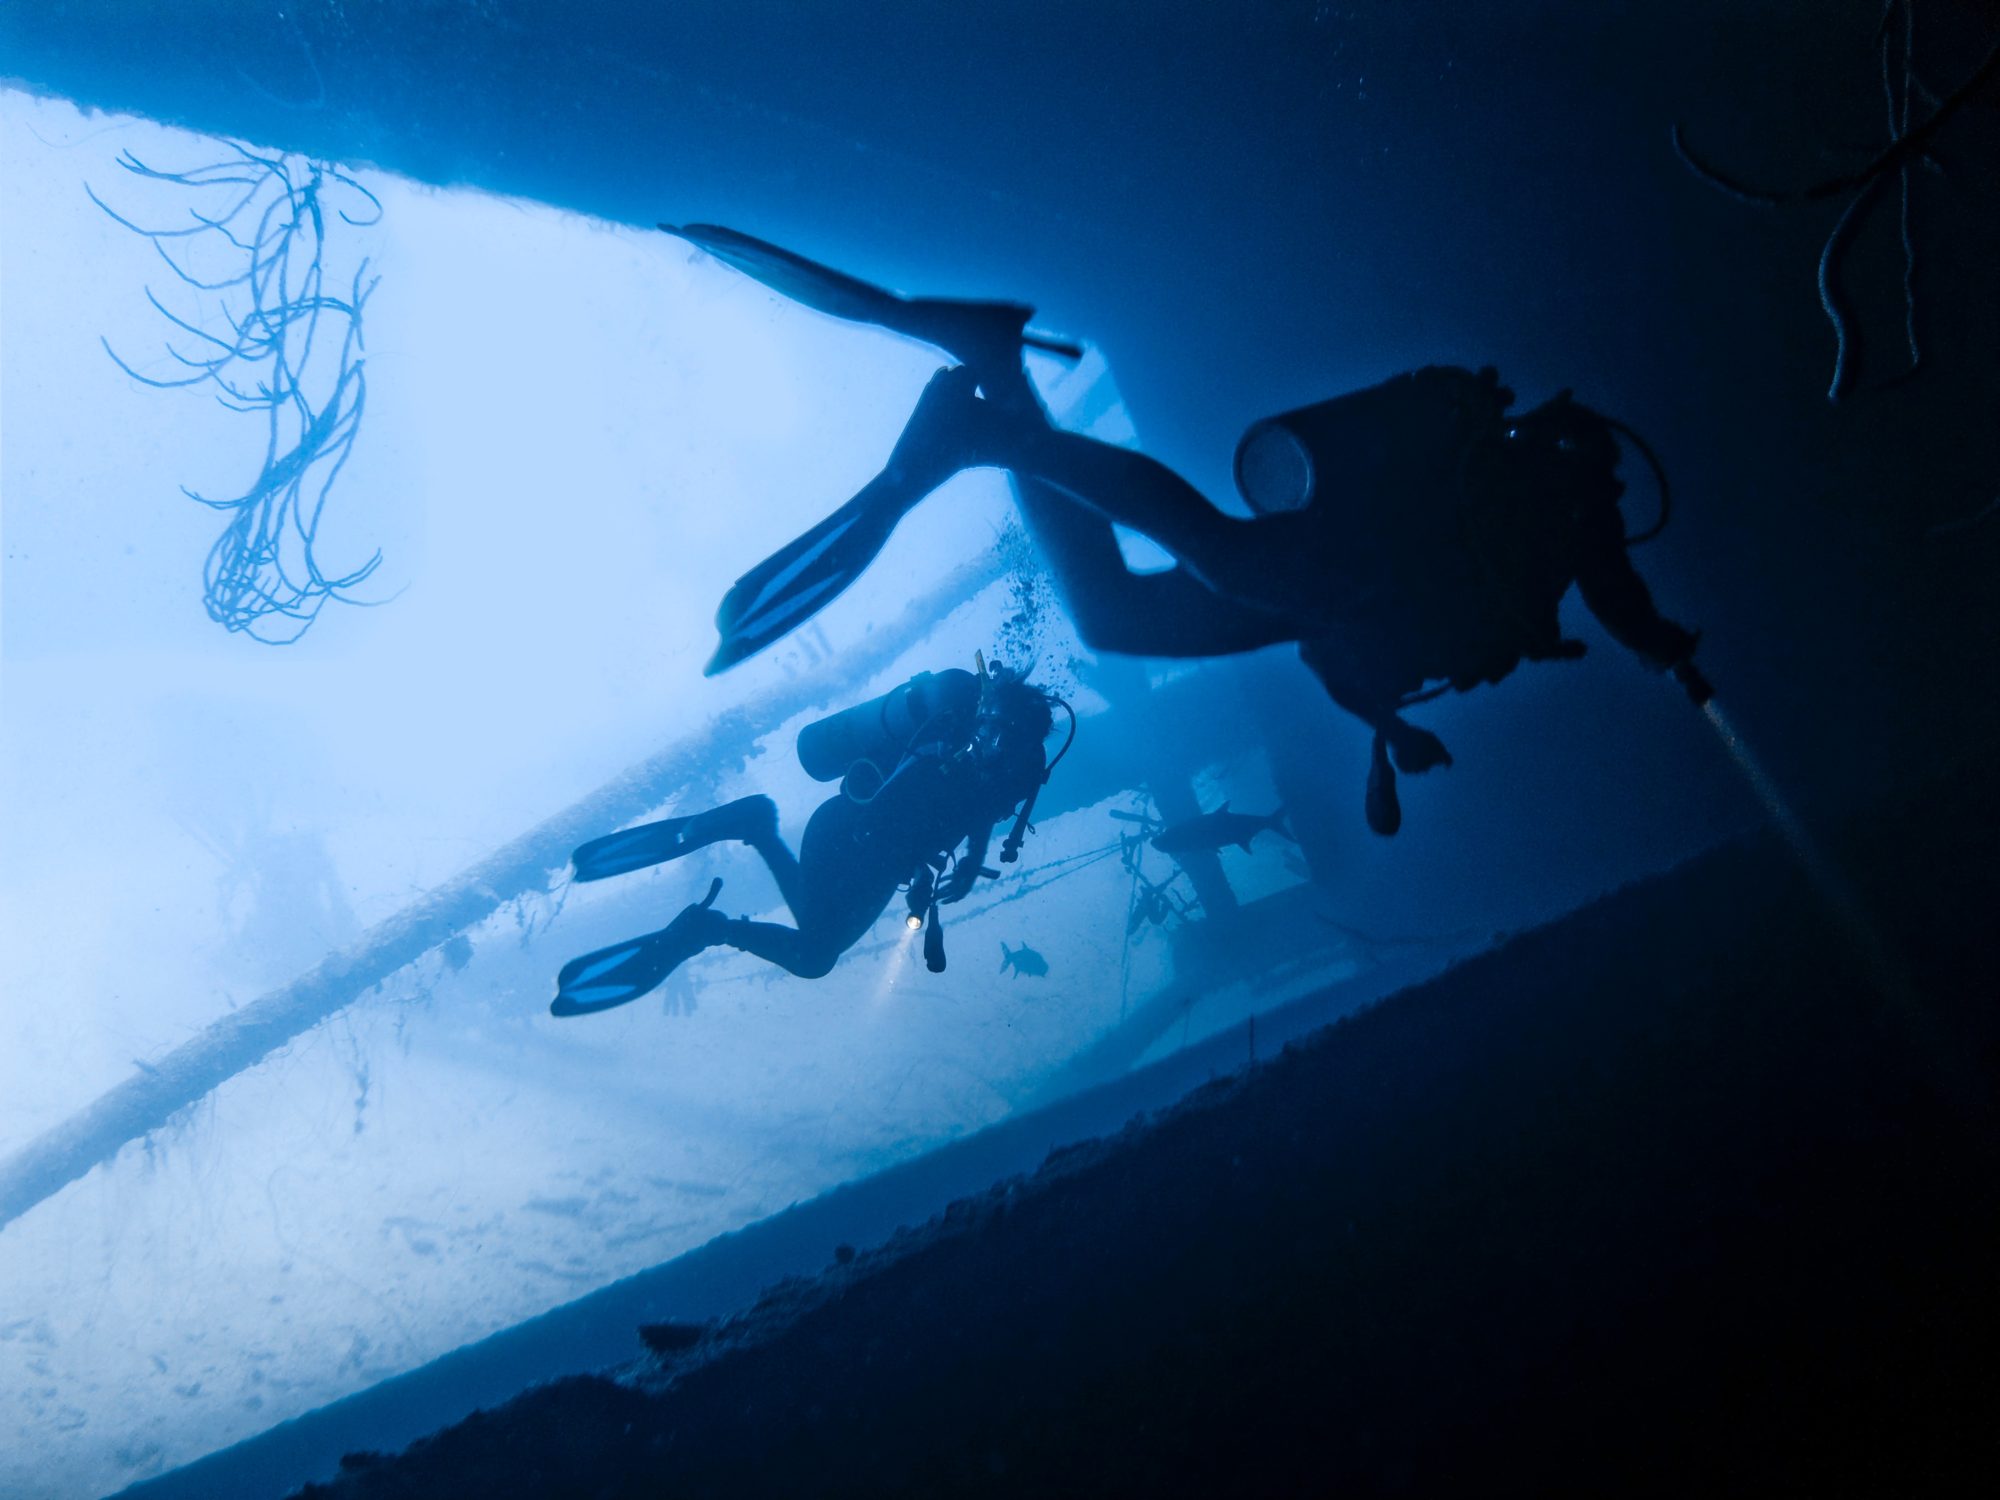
left=999, top=940, right=1050, bottom=978
left=1150, top=802, right=1293, bottom=855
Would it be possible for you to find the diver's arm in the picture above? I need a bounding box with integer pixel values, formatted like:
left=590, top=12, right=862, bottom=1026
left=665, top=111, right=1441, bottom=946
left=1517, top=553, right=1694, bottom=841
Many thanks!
left=937, top=824, right=993, bottom=904
left=1574, top=512, right=1699, bottom=671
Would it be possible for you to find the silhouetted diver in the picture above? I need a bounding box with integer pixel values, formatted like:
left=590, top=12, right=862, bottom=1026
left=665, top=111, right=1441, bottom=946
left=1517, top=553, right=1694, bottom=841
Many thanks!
left=553, top=663, right=1070, bottom=1015
left=671, top=225, right=1706, bottom=834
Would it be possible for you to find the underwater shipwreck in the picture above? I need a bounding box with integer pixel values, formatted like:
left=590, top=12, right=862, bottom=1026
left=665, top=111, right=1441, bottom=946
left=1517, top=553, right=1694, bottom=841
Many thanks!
left=1, top=2, right=1996, bottom=1496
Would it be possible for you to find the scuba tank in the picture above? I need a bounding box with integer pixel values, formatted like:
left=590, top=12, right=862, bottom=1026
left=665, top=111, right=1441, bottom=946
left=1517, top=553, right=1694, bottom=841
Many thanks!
left=1236, top=369, right=1673, bottom=550
left=1233, top=411, right=1320, bottom=515
left=796, top=669, right=981, bottom=786
left=1232, top=366, right=1515, bottom=516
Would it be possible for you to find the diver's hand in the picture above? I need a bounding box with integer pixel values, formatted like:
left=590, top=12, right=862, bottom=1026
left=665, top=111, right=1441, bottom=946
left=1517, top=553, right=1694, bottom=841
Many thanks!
left=1672, top=656, right=1714, bottom=707
left=1651, top=625, right=1700, bottom=671
left=1655, top=628, right=1710, bottom=705
left=936, top=867, right=979, bottom=905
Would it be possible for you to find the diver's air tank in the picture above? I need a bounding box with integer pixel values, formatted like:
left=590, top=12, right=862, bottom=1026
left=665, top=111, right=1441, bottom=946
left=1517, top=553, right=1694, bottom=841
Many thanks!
left=1233, top=368, right=1512, bottom=516
left=796, top=668, right=981, bottom=784
left=1234, top=411, right=1324, bottom=515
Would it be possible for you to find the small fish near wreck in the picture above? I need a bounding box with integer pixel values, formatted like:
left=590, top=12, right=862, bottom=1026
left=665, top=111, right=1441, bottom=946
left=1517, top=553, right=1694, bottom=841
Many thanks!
left=999, top=941, right=1050, bottom=978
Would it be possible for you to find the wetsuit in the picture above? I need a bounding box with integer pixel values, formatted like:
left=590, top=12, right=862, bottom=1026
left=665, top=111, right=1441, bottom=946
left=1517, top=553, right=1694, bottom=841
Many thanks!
left=552, top=695, right=1048, bottom=1013
left=715, top=730, right=1040, bottom=979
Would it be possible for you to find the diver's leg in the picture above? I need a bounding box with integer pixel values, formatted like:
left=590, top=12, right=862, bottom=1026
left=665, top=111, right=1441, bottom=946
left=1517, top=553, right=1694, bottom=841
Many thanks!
left=711, top=796, right=904, bottom=978
left=975, top=354, right=1299, bottom=656
left=1001, top=425, right=1271, bottom=603
left=950, top=380, right=1363, bottom=628
left=708, top=888, right=888, bottom=980
left=707, top=918, right=835, bottom=979
left=732, top=816, right=808, bottom=916
left=1014, top=480, right=1296, bottom=658
left=715, top=357, right=1308, bottom=672
left=786, top=343, right=1270, bottom=608
left=665, top=226, right=1311, bottom=641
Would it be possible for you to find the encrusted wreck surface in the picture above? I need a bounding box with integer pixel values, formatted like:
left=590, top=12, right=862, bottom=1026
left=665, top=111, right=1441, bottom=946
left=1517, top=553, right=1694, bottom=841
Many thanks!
left=287, top=754, right=1998, bottom=1497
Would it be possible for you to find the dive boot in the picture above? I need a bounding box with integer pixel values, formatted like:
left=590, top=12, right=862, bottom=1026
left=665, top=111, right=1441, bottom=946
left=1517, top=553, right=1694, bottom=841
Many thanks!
left=660, top=223, right=1079, bottom=375
left=707, top=366, right=988, bottom=674
left=552, top=878, right=727, bottom=1017
left=571, top=796, right=778, bottom=882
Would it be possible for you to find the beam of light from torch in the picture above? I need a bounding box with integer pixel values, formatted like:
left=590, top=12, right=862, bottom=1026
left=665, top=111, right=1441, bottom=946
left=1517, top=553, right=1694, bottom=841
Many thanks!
left=867, top=920, right=920, bottom=1016
left=1697, top=694, right=1994, bottom=1142
left=1699, top=699, right=1836, bottom=904
left=1700, top=696, right=1909, bottom=998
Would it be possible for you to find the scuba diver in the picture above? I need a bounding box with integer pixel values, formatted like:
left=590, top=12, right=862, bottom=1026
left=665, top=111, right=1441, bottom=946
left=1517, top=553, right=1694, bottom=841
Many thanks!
left=552, top=660, right=1072, bottom=1016
left=667, top=224, right=1710, bottom=836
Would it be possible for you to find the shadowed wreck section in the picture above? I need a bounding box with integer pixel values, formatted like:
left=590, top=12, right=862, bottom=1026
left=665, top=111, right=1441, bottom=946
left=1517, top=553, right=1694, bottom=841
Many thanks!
left=5, top=4, right=1998, bottom=1495
left=279, top=753, right=1998, bottom=1498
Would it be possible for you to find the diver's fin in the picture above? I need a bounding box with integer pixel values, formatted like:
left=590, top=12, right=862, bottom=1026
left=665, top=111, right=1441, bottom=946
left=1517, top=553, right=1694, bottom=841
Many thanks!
left=661, top=223, right=1081, bottom=371
left=706, top=484, right=907, bottom=674
left=551, top=879, right=724, bottom=1017
left=663, top=224, right=911, bottom=328
left=571, top=817, right=697, bottom=883
left=706, top=366, right=982, bottom=673
left=571, top=798, right=778, bottom=882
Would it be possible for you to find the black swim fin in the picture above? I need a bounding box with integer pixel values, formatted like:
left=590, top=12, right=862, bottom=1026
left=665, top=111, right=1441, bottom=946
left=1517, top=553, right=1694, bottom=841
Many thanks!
left=570, top=797, right=776, bottom=882
left=551, top=878, right=724, bottom=1017
left=571, top=817, right=698, bottom=883
left=706, top=366, right=984, bottom=674
left=706, top=483, right=907, bottom=674
left=662, top=223, right=912, bottom=328
left=660, top=224, right=1082, bottom=370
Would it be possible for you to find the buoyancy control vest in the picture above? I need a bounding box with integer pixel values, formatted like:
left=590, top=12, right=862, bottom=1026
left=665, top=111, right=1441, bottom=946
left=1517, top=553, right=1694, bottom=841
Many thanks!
left=1233, top=367, right=1664, bottom=679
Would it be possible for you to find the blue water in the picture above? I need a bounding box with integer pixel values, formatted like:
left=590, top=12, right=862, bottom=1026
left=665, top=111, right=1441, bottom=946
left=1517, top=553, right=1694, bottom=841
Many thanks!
left=4, top=3, right=1995, bottom=1494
